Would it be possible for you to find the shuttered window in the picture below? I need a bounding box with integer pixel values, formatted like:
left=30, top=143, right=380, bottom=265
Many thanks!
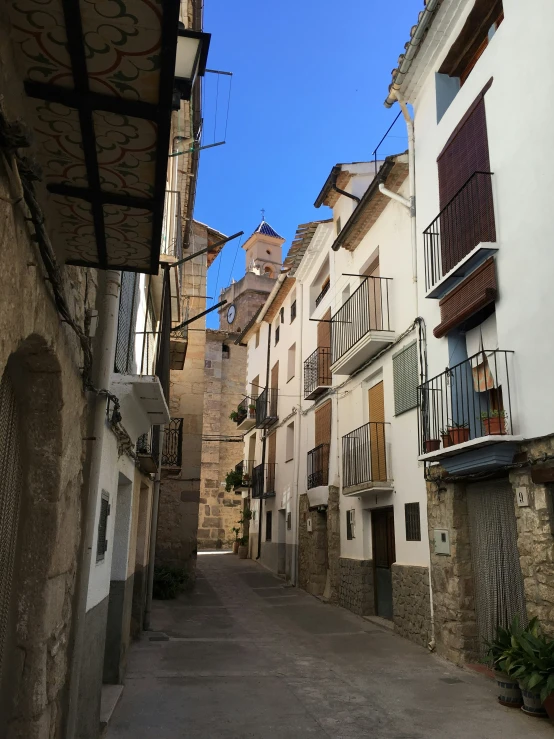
left=96, top=492, right=111, bottom=562
left=405, top=503, right=421, bottom=541
left=393, top=341, right=418, bottom=415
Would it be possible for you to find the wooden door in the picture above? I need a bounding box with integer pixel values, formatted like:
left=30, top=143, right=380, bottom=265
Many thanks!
left=269, top=362, right=279, bottom=417
left=367, top=262, right=382, bottom=331
left=317, top=309, right=331, bottom=386
left=368, top=382, right=386, bottom=481
left=314, top=400, right=331, bottom=485
left=372, top=507, right=396, bottom=620
left=267, top=432, right=276, bottom=494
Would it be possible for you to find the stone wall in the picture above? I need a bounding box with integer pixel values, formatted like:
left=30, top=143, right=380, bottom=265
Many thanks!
left=298, top=495, right=328, bottom=596
left=392, top=564, right=431, bottom=647
left=327, top=487, right=341, bottom=602
left=338, top=558, right=375, bottom=616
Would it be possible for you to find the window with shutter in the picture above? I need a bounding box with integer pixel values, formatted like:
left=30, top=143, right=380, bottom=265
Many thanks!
left=393, top=341, right=418, bottom=415
left=346, top=509, right=355, bottom=540
left=405, top=503, right=421, bottom=541
left=96, top=491, right=111, bottom=562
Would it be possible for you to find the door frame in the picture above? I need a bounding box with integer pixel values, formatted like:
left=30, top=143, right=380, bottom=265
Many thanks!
left=370, top=505, right=396, bottom=618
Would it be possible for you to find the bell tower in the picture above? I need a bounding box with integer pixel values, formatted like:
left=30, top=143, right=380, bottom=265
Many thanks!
left=242, top=219, right=285, bottom=279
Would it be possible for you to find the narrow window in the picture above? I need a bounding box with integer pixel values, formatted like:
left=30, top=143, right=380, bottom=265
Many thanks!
left=222, top=344, right=230, bottom=359
left=287, top=512, right=292, bottom=530
left=275, top=325, right=280, bottom=345
left=287, top=343, right=296, bottom=381
left=266, top=510, right=272, bottom=541
left=290, top=300, right=297, bottom=323
left=405, top=502, right=421, bottom=541
left=336, top=217, right=342, bottom=235
left=96, top=491, right=111, bottom=561
left=280, top=307, right=285, bottom=324
left=255, top=330, right=260, bottom=348
left=346, top=509, right=355, bottom=540
left=286, top=422, right=295, bottom=461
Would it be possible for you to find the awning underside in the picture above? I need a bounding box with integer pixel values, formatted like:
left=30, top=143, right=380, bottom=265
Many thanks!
left=10, top=0, right=180, bottom=273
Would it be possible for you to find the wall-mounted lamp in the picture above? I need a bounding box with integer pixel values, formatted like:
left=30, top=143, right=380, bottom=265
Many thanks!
left=173, top=22, right=211, bottom=109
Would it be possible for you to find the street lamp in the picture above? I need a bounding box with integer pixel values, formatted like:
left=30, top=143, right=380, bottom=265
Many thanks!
left=173, top=22, right=211, bottom=104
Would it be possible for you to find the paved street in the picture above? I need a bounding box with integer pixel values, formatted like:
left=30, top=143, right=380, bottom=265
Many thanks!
left=107, top=553, right=552, bottom=738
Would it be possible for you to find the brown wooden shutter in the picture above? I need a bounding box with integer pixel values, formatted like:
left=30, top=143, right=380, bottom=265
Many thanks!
left=268, top=431, right=276, bottom=464
left=368, top=382, right=386, bottom=481
left=270, top=361, right=279, bottom=389
left=317, top=309, right=331, bottom=348
left=315, top=400, right=332, bottom=447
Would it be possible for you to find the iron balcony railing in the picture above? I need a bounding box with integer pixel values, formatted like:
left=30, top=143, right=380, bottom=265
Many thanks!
left=417, top=349, right=514, bottom=456
left=307, top=443, right=330, bottom=489
left=315, top=280, right=331, bottom=307
left=136, top=425, right=161, bottom=471
left=423, top=171, right=496, bottom=292
left=234, top=459, right=255, bottom=489
left=342, top=422, right=388, bottom=488
left=331, top=277, right=392, bottom=364
left=304, top=347, right=332, bottom=399
left=235, top=397, right=256, bottom=425
left=161, top=417, right=183, bottom=468
left=252, top=462, right=276, bottom=499
left=255, top=388, right=278, bottom=428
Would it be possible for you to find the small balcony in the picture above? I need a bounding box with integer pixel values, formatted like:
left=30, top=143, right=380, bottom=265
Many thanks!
left=331, top=277, right=394, bottom=376
left=307, top=444, right=330, bottom=489
left=234, top=397, right=257, bottom=430
left=304, top=347, right=332, bottom=400
left=136, top=426, right=161, bottom=474
left=169, top=324, right=188, bottom=371
left=161, top=418, right=183, bottom=470
left=342, top=422, right=392, bottom=495
left=231, top=460, right=256, bottom=493
left=417, top=349, right=520, bottom=467
left=252, top=462, right=276, bottom=499
left=423, top=171, right=498, bottom=299
left=255, top=388, right=278, bottom=429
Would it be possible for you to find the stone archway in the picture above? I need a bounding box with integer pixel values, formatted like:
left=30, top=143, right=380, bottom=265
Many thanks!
left=0, top=334, right=69, bottom=738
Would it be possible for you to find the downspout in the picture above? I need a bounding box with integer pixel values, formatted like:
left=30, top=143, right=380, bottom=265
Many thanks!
left=331, top=184, right=360, bottom=204
left=144, top=424, right=164, bottom=631
left=66, top=270, right=121, bottom=738
left=257, top=322, right=272, bottom=559
left=292, top=283, right=304, bottom=586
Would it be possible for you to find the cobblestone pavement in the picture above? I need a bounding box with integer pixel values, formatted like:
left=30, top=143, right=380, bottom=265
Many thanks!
left=107, top=553, right=553, bottom=738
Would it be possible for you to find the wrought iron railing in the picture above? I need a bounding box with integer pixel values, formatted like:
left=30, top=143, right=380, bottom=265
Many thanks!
left=304, top=347, right=332, bottom=399
left=235, top=397, right=256, bottom=425
left=417, top=349, right=514, bottom=455
left=423, top=171, right=496, bottom=292
left=307, top=443, right=330, bottom=489
left=331, top=277, right=392, bottom=364
left=315, top=280, right=330, bottom=307
left=136, top=425, right=161, bottom=461
left=252, top=462, right=276, bottom=499
left=161, top=418, right=183, bottom=468
left=255, top=388, right=278, bottom=428
left=234, top=459, right=255, bottom=489
left=342, top=422, right=388, bottom=488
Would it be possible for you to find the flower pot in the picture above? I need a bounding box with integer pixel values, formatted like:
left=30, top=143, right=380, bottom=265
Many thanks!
left=232, top=541, right=239, bottom=554
left=448, top=427, right=470, bottom=445
left=238, top=544, right=248, bottom=559
left=441, top=434, right=452, bottom=449
left=493, top=670, right=522, bottom=708
left=482, top=417, right=506, bottom=436
left=424, top=439, right=440, bottom=453
left=519, top=683, right=548, bottom=717
left=543, top=693, right=554, bottom=725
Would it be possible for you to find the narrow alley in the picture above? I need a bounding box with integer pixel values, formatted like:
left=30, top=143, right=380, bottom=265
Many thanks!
left=106, top=554, right=551, bottom=739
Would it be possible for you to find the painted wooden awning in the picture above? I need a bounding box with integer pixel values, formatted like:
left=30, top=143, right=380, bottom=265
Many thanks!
left=9, top=0, right=180, bottom=273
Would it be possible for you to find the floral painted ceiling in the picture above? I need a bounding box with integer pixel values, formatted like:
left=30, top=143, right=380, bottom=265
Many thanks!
left=9, top=0, right=180, bottom=273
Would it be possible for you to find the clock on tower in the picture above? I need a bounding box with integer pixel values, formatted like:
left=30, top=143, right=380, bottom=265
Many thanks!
left=226, top=304, right=236, bottom=324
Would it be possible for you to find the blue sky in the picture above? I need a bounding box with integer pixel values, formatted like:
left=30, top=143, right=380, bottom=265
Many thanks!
left=194, top=0, right=420, bottom=328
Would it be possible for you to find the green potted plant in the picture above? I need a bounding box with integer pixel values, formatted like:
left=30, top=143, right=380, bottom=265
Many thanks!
left=423, top=437, right=440, bottom=453
left=232, top=527, right=240, bottom=554
left=486, top=617, right=525, bottom=707
left=500, top=618, right=550, bottom=718
left=440, top=428, right=451, bottom=448
left=447, top=421, right=470, bottom=445
left=481, top=409, right=507, bottom=436
left=237, top=535, right=248, bottom=559
left=229, top=410, right=239, bottom=422
left=224, top=468, right=243, bottom=492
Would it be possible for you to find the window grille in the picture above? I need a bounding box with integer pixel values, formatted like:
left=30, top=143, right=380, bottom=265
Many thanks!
left=162, top=418, right=183, bottom=468
left=265, top=510, right=272, bottom=541
left=346, top=509, right=355, bottom=540
left=96, top=492, right=111, bottom=562
left=393, top=341, right=418, bottom=415
left=405, top=502, right=421, bottom=541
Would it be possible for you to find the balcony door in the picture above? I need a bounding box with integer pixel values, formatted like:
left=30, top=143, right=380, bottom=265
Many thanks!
left=372, top=507, right=396, bottom=620
left=267, top=431, right=276, bottom=494
left=317, top=309, right=331, bottom=385
left=368, top=382, right=386, bottom=482
left=314, top=400, right=331, bottom=486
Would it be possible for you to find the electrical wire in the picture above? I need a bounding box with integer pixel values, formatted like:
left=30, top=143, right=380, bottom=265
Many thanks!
left=223, top=73, right=233, bottom=141
left=213, top=72, right=219, bottom=143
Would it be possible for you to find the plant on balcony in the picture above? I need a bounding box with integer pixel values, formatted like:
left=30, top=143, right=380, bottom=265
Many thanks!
left=424, top=438, right=441, bottom=453
left=440, top=428, right=452, bottom=448
left=229, top=410, right=239, bottom=422
left=480, top=409, right=507, bottom=436
left=225, top=468, right=244, bottom=492
left=447, top=421, right=470, bottom=445
left=248, top=404, right=256, bottom=412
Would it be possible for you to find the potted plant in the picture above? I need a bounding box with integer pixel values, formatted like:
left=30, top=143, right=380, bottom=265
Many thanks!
left=481, top=409, right=507, bottom=436
left=248, top=403, right=256, bottom=417
left=232, top=527, right=240, bottom=554
left=225, top=468, right=244, bottom=492
left=501, top=618, right=550, bottom=718
left=440, top=428, right=452, bottom=448
left=447, top=421, right=470, bottom=445
left=424, top=438, right=440, bottom=453
left=238, top=535, right=248, bottom=559
left=486, top=618, right=524, bottom=707
left=229, top=410, right=239, bottom=422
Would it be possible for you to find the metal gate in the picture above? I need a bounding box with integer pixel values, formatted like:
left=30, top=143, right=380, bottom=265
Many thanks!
left=0, top=370, right=22, bottom=680
left=466, top=480, right=526, bottom=656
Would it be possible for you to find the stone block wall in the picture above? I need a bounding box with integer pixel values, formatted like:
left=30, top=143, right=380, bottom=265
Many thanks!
left=298, top=494, right=328, bottom=596
left=392, top=564, right=431, bottom=647
left=338, top=558, right=375, bottom=616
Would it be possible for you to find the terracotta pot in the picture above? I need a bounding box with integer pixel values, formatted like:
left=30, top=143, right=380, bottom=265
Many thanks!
left=482, top=417, right=506, bottom=436
left=519, top=684, right=548, bottom=718
left=232, top=541, right=239, bottom=554
left=543, top=693, right=554, bottom=725
left=494, top=670, right=522, bottom=708
left=441, top=434, right=452, bottom=449
left=448, top=427, right=470, bottom=445
left=238, top=544, right=248, bottom=559
left=424, top=439, right=440, bottom=453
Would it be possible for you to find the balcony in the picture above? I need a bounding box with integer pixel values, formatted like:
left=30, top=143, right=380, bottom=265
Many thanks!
left=136, top=426, right=161, bottom=474
left=169, top=324, right=188, bottom=371
left=232, top=460, right=256, bottom=493
left=330, top=277, right=394, bottom=376
left=417, top=350, right=520, bottom=470
left=234, top=397, right=257, bottom=430
left=255, top=388, right=278, bottom=429
left=252, top=462, right=276, bottom=499
left=306, top=443, right=331, bottom=507
left=423, top=172, right=498, bottom=299
left=342, top=422, right=392, bottom=495
left=304, top=347, right=332, bottom=400
left=161, top=418, right=183, bottom=470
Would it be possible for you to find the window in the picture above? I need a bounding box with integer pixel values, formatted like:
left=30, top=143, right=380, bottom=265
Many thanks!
left=280, top=307, right=285, bottom=324
left=287, top=343, right=296, bottom=381
left=287, top=512, right=292, bottom=530
left=275, top=325, right=280, bottom=345
left=255, top=330, right=260, bottom=348
left=96, top=491, right=111, bottom=561
left=265, top=510, right=272, bottom=541
left=393, top=341, right=418, bottom=415
left=290, top=300, right=297, bottom=323
left=222, top=344, right=230, bottom=359
left=251, top=375, right=259, bottom=400
left=316, top=277, right=330, bottom=307
left=346, top=509, right=355, bottom=540
left=405, top=503, right=421, bottom=541
left=286, top=422, right=295, bottom=461
left=336, top=217, right=342, bottom=235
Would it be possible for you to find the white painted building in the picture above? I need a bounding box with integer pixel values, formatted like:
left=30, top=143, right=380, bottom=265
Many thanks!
left=383, top=0, right=554, bottom=664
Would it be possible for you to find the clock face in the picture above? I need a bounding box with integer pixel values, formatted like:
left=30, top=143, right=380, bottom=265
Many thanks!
left=227, top=305, right=236, bottom=324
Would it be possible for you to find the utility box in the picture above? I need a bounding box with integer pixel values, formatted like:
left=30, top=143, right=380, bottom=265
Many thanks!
left=434, top=529, right=450, bottom=555
left=306, top=517, right=312, bottom=533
